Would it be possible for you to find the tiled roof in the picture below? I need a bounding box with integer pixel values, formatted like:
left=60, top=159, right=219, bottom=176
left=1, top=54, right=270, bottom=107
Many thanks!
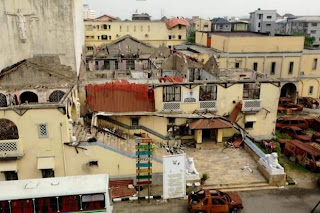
left=165, top=17, right=190, bottom=29
left=189, top=119, right=233, bottom=130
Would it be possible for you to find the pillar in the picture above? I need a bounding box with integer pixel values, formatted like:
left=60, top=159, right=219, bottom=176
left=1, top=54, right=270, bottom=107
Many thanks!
left=217, top=129, right=224, bottom=143
left=194, top=130, right=202, bottom=144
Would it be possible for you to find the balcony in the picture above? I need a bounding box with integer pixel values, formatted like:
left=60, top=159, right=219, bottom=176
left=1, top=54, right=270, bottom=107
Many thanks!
left=0, top=140, right=24, bottom=158
left=163, top=102, right=181, bottom=112
left=242, top=100, right=262, bottom=113
left=199, top=101, right=217, bottom=111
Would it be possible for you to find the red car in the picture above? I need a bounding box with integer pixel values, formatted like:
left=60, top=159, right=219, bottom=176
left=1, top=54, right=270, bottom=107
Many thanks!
left=278, top=97, right=303, bottom=114
left=280, top=127, right=312, bottom=142
left=188, top=189, right=243, bottom=213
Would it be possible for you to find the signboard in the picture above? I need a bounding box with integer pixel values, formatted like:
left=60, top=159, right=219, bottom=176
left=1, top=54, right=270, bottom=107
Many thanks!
left=183, top=91, right=198, bottom=103
left=163, top=154, right=186, bottom=199
left=136, top=138, right=153, bottom=188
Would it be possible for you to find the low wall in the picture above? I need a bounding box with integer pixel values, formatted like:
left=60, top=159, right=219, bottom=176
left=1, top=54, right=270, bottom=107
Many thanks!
left=243, top=137, right=286, bottom=186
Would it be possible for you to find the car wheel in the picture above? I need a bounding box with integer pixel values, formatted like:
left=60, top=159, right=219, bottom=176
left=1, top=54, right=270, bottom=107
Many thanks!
left=231, top=208, right=240, bottom=213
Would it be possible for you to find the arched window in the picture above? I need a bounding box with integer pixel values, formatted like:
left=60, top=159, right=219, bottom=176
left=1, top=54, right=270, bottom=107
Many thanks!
left=20, top=91, right=38, bottom=103
left=0, top=119, right=19, bottom=140
left=49, top=90, right=66, bottom=102
left=0, top=93, right=7, bottom=107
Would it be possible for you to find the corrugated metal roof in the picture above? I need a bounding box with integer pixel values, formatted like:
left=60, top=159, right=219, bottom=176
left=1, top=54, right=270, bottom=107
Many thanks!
left=189, top=119, right=233, bottom=130
left=165, top=17, right=190, bottom=29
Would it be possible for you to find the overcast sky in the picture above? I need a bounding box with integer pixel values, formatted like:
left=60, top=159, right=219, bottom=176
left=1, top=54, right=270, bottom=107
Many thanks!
left=85, top=0, right=320, bottom=20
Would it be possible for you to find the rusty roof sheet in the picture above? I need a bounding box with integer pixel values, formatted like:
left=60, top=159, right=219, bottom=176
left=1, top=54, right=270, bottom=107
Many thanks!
left=165, top=17, right=190, bottom=29
left=189, top=119, right=233, bottom=130
left=288, top=140, right=320, bottom=156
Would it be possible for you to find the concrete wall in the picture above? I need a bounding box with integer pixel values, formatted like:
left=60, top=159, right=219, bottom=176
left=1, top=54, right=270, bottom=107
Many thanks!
left=195, top=31, right=208, bottom=46
left=0, top=0, right=84, bottom=73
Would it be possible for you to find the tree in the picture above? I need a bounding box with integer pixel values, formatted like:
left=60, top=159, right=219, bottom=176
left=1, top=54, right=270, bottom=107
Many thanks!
left=187, top=31, right=196, bottom=43
left=292, top=32, right=315, bottom=47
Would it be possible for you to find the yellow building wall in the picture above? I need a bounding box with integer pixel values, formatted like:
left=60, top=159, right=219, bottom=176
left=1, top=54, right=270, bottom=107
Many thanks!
left=195, top=31, right=208, bottom=46
left=64, top=145, right=162, bottom=177
left=0, top=109, right=71, bottom=181
left=301, top=53, right=320, bottom=75
left=85, top=21, right=187, bottom=48
left=194, top=19, right=212, bottom=32
left=298, top=79, right=320, bottom=99
left=211, top=35, right=304, bottom=53
left=246, top=57, right=265, bottom=72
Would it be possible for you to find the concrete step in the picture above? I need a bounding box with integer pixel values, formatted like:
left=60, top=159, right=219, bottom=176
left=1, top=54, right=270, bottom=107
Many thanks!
left=203, top=182, right=280, bottom=192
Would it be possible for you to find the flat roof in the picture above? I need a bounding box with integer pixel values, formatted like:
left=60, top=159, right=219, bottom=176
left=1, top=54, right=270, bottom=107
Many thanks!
left=0, top=174, right=109, bottom=201
left=209, top=32, right=268, bottom=37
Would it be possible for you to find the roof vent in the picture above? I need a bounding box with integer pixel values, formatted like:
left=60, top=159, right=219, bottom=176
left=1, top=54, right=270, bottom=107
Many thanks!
left=25, top=182, right=38, bottom=189
left=51, top=181, right=59, bottom=186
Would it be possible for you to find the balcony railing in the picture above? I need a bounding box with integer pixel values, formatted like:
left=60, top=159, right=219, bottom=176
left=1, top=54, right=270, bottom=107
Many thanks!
left=0, top=140, right=24, bottom=158
left=199, top=101, right=217, bottom=111
left=163, top=102, right=181, bottom=111
left=242, top=100, right=262, bottom=112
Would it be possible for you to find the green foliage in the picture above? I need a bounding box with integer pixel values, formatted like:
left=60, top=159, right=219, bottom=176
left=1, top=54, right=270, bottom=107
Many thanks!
left=187, top=31, right=196, bottom=43
left=201, top=173, right=209, bottom=181
left=292, top=32, right=315, bottom=47
left=274, top=131, right=291, bottom=141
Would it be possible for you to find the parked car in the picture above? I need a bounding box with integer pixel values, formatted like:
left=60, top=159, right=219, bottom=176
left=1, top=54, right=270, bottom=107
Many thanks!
left=276, top=117, right=309, bottom=130
left=278, top=103, right=304, bottom=114
left=311, top=132, right=320, bottom=143
left=284, top=140, right=320, bottom=172
left=298, top=97, right=319, bottom=109
left=280, top=127, right=312, bottom=142
left=310, top=118, right=320, bottom=132
left=188, top=189, right=243, bottom=213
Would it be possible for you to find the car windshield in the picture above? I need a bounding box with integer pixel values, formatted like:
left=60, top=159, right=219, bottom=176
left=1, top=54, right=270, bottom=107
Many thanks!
left=220, top=192, right=231, bottom=202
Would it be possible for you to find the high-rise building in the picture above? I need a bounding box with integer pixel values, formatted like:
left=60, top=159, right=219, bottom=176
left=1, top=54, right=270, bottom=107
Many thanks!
left=83, top=4, right=96, bottom=19
left=249, top=8, right=277, bottom=35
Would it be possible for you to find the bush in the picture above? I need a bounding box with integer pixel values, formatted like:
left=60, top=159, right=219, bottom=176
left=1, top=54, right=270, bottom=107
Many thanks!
left=201, top=173, right=209, bottom=181
left=274, top=131, right=291, bottom=141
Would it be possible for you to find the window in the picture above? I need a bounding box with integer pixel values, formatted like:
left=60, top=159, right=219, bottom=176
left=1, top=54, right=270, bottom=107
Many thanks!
left=0, top=93, right=7, bottom=107
left=266, top=24, right=271, bottom=26
left=35, top=197, right=58, bottom=212
left=0, top=119, right=19, bottom=140
left=258, top=22, right=261, bottom=27
left=59, top=196, right=81, bottom=212
left=310, top=30, right=316, bottom=34
left=87, top=46, right=94, bottom=51
left=168, top=118, right=176, bottom=124
left=89, top=161, right=99, bottom=166
left=312, top=23, right=317, bottom=27
left=109, top=36, right=112, bottom=40
left=200, top=85, right=217, bottom=101
left=267, top=16, right=272, bottom=19
left=243, top=84, right=260, bottom=100
left=115, top=61, right=119, bottom=70
left=235, top=62, right=240, bottom=68
left=85, top=25, right=93, bottom=30
left=169, top=35, right=172, bottom=40
left=97, top=36, right=100, bottom=40
left=82, top=194, right=105, bottom=211
left=109, top=25, right=111, bottom=29
left=101, top=35, right=108, bottom=40
left=245, top=122, right=254, bottom=129
left=163, top=86, right=181, bottom=102
left=253, top=62, right=258, bottom=71
left=49, top=90, right=65, bottom=102
left=103, top=24, right=108, bottom=29
left=271, top=62, right=276, bottom=75
left=38, top=123, right=49, bottom=138
left=289, top=62, right=294, bottom=74
left=258, top=14, right=262, bottom=20
left=126, top=59, right=135, bottom=70
left=313, top=58, right=318, bottom=70
left=309, top=86, right=314, bottom=95
left=4, top=171, right=18, bottom=181
left=131, top=118, right=139, bottom=126
left=178, top=35, right=182, bottom=40
left=179, top=25, right=182, bottom=29
left=168, top=45, right=172, bottom=49
left=96, top=25, right=99, bottom=30
left=104, top=60, right=110, bottom=70
left=41, top=169, right=55, bottom=178
left=204, top=24, right=209, bottom=28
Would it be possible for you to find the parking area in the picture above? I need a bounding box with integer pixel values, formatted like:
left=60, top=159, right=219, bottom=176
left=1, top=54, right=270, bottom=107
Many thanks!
left=186, top=147, right=267, bottom=186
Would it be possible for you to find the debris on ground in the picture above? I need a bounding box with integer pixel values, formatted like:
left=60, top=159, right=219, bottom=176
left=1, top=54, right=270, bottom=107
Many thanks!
left=241, top=163, right=253, bottom=173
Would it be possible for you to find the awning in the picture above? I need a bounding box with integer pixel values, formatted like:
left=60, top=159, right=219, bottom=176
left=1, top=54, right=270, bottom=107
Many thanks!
left=0, top=160, right=17, bottom=172
left=245, top=115, right=257, bottom=122
left=37, top=157, right=55, bottom=170
left=189, top=119, right=233, bottom=130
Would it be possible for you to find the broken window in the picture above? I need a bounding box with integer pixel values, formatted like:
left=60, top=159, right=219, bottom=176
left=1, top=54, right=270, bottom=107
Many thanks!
left=245, top=122, right=254, bottom=129
left=4, top=171, right=18, bottom=181
left=20, top=91, right=38, bottom=103
left=0, top=119, right=19, bottom=140
left=131, top=118, right=140, bottom=126
left=126, top=59, right=135, bottom=70
left=235, top=62, right=240, bottom=68
left=49, top=90, right=65, bottom=102
left=178, top=35, right=182, bottom=40
left=288, top=62, right=294, bottom=74
left=38, top=123, right=49, bottom=138
left=101, top=35, right=108, bottom=40
left=243, top=84, right=260, bottom=100
left=41, top=169, right=55, bottom=178
left=163, top=86, right=181, bottom=102
left=0, top=93, right=7, bottom=107
left=313, top=59, right=318, bottom=70
left=89, top=161, right=99, bottom=166
left=200, top=85, right=217, bottom=101
left=103, top=24, right=108, bottom=29
left=168, top=35, right=172, bottom=40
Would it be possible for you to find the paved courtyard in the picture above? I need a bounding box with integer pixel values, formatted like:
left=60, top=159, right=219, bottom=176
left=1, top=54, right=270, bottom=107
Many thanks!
left=186, top=147, right=267, bottom=186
